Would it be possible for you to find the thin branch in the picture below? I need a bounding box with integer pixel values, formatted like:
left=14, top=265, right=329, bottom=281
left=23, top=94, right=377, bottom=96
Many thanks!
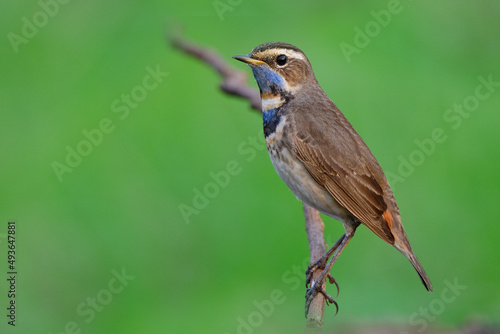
left=169, top=31, right=328, bottom=329
left=303, top=204, right=327, bottom=330
left=169, top=31, right=261, bottom=111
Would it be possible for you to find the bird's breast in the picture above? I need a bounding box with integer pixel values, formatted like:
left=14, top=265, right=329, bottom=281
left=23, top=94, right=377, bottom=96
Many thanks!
left=264, top=114, right=347, bottom=222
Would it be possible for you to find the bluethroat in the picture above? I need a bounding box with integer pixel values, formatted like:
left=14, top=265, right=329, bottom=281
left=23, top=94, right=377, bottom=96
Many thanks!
left=233, top=42, right=432, bottom=314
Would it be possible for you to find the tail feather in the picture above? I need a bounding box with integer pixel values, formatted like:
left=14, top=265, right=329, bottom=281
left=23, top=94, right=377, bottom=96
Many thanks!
left=406, top=251, right=433, bottom=292
left=389, top=216, right=433, bottom=292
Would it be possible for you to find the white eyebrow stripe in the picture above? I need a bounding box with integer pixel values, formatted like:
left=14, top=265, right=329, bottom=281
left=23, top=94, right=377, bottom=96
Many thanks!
left=254, top=48, right=307, bottom=62
left=275, top=49, right=306, bottom=61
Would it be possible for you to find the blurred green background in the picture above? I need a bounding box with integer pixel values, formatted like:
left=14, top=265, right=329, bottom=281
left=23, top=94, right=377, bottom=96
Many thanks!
left=1, top=0, right=499, bottom=333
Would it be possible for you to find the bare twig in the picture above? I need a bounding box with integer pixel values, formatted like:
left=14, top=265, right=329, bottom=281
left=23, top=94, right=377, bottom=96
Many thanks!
left=303, top=204, right=327, bottom=330
left=169, top=31, right=328, bottom=329
left=169, top=31, right=261, bottom=111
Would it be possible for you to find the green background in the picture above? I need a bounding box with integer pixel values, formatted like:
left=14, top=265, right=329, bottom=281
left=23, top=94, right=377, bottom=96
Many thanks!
left=1, top=0, right=499, bottom=333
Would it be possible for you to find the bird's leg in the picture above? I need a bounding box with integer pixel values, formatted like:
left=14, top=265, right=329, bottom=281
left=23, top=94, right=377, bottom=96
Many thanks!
left=305, top=228, right=356, bottom=317
left=305, top=234, right=345, bottom=288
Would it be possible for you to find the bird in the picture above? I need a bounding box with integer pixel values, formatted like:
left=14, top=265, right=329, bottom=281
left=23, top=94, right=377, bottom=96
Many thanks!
left=233, top=42, right=433, bottom=315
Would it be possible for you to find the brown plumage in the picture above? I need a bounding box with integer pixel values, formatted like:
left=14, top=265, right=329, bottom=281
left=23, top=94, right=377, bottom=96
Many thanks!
left=290, top=85, right=432, bottom=291
left=234, top=42, right=432, bottom=313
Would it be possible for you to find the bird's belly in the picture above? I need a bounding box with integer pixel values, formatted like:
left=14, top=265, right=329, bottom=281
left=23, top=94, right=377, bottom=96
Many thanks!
left=266, top=139, right=347, bottom=222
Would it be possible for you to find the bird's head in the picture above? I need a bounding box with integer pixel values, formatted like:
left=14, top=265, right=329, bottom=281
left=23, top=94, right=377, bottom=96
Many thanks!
left=233, top=42, right=316, bottom=109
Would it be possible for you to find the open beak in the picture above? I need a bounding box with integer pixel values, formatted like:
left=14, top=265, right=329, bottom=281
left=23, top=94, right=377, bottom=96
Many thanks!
left=233, top=54, right=266, bottom=66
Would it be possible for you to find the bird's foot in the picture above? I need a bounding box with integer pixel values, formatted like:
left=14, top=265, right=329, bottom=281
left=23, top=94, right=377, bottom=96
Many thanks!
left=305, top=234, right=347, bottom=317
left=306, top=261, right=340, bottom=298
left=305, top=256, right=327, bottom=287
left=305, top=262, right=340, bottom=317
left=305, top=281, right=339, bottom=317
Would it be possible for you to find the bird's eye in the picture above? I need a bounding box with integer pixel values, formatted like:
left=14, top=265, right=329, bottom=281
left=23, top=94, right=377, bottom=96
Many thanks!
left=276, top=54, right=287, bottom=66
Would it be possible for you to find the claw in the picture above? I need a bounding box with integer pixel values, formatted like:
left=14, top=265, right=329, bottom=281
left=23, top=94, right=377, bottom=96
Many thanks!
left=327, top=273, right=340, bottom=298
left=304, top=286, right=315, bottom=317
left=324, top=293, right=339, bottom=316
left=305, top=282, right=339, bottom=317
left=305, top=265, right=315, bottom=287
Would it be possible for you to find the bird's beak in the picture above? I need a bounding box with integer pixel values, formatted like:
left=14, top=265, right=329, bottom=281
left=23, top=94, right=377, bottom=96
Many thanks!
left=233, top=54, right=266, bottom=66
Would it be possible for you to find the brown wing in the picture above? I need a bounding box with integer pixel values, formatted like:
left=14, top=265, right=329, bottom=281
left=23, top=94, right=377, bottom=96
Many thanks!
left=292, top=105, right=395, bottom=244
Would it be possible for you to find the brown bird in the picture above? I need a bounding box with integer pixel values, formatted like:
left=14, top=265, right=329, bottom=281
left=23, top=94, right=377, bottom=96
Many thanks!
left=233, top=42, right=432, bottom=314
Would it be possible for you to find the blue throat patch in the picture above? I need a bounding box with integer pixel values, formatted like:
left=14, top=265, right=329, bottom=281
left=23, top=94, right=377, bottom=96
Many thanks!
left=263, top=108, right=282, bottom=138
left=263, top=108, right=276, bottom=125
left=250, top=65, right=287, bottom=138
left=251, top=66, right=285, bottom=94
